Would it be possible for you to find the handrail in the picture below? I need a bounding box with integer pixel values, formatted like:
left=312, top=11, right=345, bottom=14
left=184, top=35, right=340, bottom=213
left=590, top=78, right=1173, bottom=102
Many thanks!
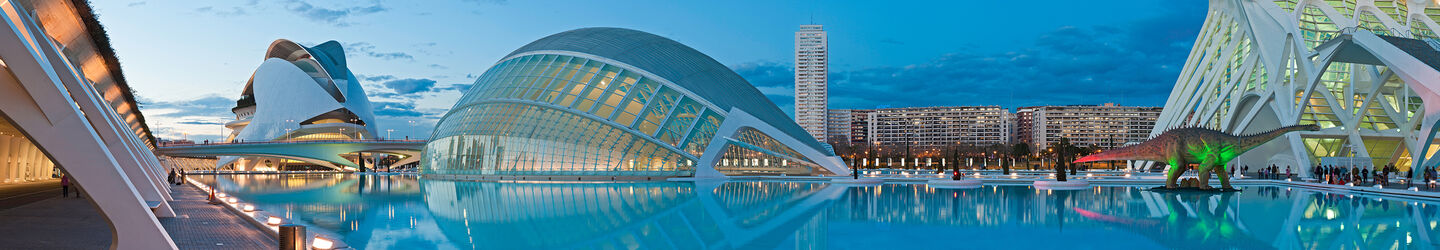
left=158, top=139, right=428, bottom=148
left=1425, top=38, right=1440, bottom=52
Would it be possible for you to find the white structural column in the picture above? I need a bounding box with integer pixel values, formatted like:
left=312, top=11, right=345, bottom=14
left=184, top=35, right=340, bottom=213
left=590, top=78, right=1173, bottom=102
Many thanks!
left=0, top=135, right=10, bottom=182
left=5, top=137, right=18, bottom=182
left=8, top=137, right=20, bottom=182
left=20, top=142, right=33, bottom=180
left=0, top=1, right=175, bottom=248
left=29, top=19, right=175, bottom=204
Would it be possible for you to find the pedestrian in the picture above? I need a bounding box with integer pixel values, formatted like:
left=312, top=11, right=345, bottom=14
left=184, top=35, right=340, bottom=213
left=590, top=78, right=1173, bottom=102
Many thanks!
left=1407, top=168, right=1415, bottom=187
left=1363, top=168, right=1370, bottom=184
left=60, top=175, right=70, bottom=198
left=166, top=169, right=176, bottom=185
left=176, top=168, right=186, bottom=185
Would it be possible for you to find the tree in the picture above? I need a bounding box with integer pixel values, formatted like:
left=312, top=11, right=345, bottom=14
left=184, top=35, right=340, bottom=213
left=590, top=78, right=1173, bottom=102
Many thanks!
left=1053, top=138, right=1075, bottom=181
left=1008, top=142, right=1031, bottom=173
left=1012, top=143, right=1031, bottom=170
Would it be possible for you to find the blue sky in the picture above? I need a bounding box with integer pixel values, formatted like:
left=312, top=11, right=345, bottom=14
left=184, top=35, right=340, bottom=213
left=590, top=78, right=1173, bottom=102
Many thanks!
left=92, top=0, right=1207, bottom=142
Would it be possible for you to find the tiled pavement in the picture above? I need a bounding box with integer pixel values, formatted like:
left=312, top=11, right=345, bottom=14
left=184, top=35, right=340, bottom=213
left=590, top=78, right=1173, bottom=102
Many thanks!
left=0, top=180, right=110, bottom=249
left=160, top=183, right=277, bottom=249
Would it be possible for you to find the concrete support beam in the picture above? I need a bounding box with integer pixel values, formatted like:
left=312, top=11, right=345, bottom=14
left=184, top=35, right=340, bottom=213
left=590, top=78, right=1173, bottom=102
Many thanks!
left=0, top=1, right=176, bottom=248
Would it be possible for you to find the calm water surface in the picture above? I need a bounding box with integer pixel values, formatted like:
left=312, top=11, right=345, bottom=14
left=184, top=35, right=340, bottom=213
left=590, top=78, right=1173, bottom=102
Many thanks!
left=195, top=174, right=1440, bottom=249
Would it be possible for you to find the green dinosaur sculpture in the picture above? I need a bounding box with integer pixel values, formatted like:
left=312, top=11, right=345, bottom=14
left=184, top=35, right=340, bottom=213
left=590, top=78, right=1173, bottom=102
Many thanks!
left=1074, top=124, right=1320, bottom=189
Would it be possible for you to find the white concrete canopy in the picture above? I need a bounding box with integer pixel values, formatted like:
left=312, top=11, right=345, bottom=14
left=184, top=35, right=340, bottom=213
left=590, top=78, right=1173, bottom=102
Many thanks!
left=0, top=1, right=175, bottom=248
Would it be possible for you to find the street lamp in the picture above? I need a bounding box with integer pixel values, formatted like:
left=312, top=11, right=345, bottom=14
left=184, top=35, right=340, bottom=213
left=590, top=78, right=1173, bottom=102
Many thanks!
left=408, top=120, right=417, bottom=140
left=386, top=129, right=394, bottom=140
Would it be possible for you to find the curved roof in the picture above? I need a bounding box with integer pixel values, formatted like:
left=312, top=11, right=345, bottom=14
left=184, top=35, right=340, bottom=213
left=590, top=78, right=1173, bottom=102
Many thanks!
left=505, top=27, right=829, bottom=155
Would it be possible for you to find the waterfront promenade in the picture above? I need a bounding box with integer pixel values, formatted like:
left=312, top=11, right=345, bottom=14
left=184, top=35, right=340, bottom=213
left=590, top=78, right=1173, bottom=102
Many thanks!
left=0, top=180, right=276, bottom=249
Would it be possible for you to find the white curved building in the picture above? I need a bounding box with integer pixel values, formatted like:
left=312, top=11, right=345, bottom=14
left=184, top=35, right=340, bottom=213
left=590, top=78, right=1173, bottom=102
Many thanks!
left=1155, top=0, right=1440, bottom=179
left=220, top=39, right=379, bottom=170
left=422, top=28, right=849, bottom=178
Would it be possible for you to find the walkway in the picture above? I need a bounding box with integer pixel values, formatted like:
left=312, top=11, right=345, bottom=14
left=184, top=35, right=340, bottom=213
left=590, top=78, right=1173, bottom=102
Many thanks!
left=159, top=183, right=276, bottom=249
left=0, top=180, right=111, bottom=248
left=157, top=139, right=425, bottom=170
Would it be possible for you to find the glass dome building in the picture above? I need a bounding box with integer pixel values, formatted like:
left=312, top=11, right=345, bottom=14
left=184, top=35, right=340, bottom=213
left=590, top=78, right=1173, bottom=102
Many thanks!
left=423, top=27, right=848, bottom=178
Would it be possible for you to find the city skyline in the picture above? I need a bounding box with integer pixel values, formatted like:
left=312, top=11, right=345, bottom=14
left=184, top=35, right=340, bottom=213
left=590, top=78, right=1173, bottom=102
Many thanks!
left=92, top=0, right=1205, bottom=142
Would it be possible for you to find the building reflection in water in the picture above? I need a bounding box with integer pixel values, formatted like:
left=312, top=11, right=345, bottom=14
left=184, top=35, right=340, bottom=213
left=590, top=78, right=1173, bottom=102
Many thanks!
left=203, top=175, right=1440, bottom=249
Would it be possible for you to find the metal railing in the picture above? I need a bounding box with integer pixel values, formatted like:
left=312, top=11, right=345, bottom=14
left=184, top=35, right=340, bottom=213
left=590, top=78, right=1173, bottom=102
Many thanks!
left=158, top=138, right=427, bottom=148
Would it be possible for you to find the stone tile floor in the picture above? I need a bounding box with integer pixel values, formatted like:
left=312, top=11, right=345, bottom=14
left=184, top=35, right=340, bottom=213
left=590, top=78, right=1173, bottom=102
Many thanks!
left=0, top=180, right=110, bottom=249
left=0, top=180, right=279, bottom=249
left=159, top=183, right=277, bottom=249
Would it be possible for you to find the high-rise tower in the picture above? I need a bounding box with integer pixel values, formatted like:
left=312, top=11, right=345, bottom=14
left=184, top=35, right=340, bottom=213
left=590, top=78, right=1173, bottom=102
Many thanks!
left=795, top=24, right=828, bottom=142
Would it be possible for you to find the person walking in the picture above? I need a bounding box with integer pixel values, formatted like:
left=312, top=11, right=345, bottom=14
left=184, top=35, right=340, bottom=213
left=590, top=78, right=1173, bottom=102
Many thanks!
left=60, top=175, right=71, bottom=198
left=166, top=169, right=176, bottom=185
left=1407, top=168, right=1415, bottom=187
left=175, top=168, right=185, bottom=185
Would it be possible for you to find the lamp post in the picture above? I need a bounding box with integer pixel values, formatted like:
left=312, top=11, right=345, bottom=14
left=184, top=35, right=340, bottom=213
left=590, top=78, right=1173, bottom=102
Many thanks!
left=386, top=129, right=394, bottom=140
left=408, top=120, right=416, bottom=140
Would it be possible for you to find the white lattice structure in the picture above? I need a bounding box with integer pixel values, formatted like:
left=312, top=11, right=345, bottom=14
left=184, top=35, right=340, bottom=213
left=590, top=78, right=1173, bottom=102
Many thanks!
left=1154, top=0, right=1440, bottom=179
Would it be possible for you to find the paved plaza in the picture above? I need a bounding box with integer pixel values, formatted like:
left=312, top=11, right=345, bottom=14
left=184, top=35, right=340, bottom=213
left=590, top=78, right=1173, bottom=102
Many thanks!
left=0, top=180, right=277, bottom=249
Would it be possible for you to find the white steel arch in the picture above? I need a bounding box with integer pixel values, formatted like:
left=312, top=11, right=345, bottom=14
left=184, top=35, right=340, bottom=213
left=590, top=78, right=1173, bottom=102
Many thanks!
left=1154, top=0, right=1440, bottom=180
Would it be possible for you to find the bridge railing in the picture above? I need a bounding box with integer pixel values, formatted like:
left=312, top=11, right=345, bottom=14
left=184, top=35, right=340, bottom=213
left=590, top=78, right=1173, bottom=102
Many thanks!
left=158, top=138, right=428, bottom=148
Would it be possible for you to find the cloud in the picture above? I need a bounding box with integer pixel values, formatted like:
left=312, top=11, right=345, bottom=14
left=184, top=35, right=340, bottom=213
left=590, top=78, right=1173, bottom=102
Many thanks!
left=372, top=101, right=426, bottom=117
left=284, top=0, right=386, bottom=27
left=195, top=6, right=247, bottom=16
left=344, top=42, right=414, bottom=61
left=731, top=62, right=793, bottom=87
left=127, top=2, right=146, bottom=7
left=357, top=74, right=396, bottom=82
left=428, top=64, right=449, bottom=69
left=738, top=2, right=1205, bottom=110
left=176, top=120, right=224, bottom=125
left=382, top=78, right=437, bottom=94
left=143, top=95, right=236, bottom=118
left=435, top=83, right=472, bottom=93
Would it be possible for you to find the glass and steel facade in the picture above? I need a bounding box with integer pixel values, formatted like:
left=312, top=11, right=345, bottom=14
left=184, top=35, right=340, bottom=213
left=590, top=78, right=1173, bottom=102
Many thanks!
left=424, top=28, right=840, bottom=177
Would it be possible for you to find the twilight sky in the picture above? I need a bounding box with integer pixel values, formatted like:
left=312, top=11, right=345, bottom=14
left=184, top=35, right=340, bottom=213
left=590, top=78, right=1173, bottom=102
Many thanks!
left=91, top=0, right=1208, bottom=142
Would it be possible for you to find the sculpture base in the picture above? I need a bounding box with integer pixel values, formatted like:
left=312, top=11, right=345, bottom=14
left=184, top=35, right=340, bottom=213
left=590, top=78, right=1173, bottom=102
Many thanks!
left=1148, top=186, right=1242, bottom=192
left=832, top=178, right=884, bottom=185
left=928, top=179, right=982, bottom=189
left=1034, top=180, right=1091, bottom=190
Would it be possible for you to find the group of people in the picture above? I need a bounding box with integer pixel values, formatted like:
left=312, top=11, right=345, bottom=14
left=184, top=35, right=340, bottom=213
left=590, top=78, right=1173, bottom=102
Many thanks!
left=1422, top=167, right=1439, bottom=189
left=1311, top=164, right=1395, bottom=186
left=166, top=168, right=186, bottom=185
left=1240, top=165, right=1292, bottom=180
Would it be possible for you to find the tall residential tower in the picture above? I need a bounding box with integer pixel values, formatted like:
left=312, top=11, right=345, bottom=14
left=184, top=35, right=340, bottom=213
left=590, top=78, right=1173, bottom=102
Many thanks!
left=795, top=24, right=828, bottom=142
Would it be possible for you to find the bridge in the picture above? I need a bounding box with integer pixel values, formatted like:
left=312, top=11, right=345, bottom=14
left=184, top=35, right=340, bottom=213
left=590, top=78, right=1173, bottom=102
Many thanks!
left=156, top=139, right=427, bottom=171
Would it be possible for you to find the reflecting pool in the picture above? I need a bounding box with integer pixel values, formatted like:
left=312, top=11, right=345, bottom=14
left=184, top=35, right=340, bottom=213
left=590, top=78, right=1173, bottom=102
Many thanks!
left=194, top=174, right=1440, bottom=249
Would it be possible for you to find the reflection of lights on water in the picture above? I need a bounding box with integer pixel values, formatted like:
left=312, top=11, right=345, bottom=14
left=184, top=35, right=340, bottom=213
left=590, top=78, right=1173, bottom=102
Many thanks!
left=312, top=238, right=334, bottom=250
left=1326, top=209, right=1338, bottom=219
